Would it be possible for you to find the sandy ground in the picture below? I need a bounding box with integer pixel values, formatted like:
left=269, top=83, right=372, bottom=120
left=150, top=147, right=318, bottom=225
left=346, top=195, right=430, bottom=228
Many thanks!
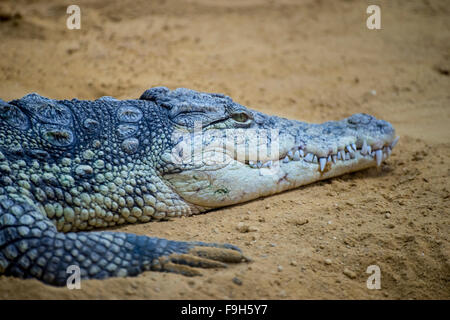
left=0, top=0, right=449, bottom=299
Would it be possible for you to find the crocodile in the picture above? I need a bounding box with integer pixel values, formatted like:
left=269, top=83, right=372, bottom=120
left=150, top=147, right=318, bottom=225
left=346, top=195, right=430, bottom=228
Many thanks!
left=0, top=87, right=398, bottom=286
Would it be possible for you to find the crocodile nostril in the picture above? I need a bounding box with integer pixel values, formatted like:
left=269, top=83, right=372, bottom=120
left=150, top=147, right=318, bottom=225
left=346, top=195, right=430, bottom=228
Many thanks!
left=347, top=113, right=374, bottom=125
left=377, top=120, right=395, bottom=135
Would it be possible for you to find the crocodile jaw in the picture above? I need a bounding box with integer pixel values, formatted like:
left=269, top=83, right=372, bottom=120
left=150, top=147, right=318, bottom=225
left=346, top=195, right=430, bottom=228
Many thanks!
left=164, top=113, right=398, bottom=208
left=166, top=152, right=378, bottom=207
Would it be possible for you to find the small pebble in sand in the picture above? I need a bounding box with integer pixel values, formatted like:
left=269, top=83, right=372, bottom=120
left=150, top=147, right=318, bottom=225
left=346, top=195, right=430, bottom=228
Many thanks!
left=232, top=277, right=242, bottom=286
left=385, top=212, right=391, bottom=219
left=292, top=218, right=309, bottom=226
left=237, top=222, right=258, bottom=233
left=324, top=258, right=332, bottom=265
left=188, top=280, right=196, bottom=287
left=290, top=260, right=297, bottom=266
left=236, top=222, right=249, bottom=233
left=277, top=265, right=283, bottom=272
left=343, top=268, right=357, bottom=279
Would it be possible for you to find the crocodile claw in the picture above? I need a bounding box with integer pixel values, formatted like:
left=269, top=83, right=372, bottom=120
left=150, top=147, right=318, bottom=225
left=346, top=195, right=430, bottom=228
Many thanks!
left=158, top=245, right=250, bottom=276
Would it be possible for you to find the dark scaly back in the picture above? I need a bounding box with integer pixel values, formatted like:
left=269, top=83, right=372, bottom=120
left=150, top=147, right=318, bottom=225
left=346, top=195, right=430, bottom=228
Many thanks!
left=1, top=94, right=155, bottom=232
left=0, top=93, right=198, bottom=233
left=0, top=93, right=243, bottom=285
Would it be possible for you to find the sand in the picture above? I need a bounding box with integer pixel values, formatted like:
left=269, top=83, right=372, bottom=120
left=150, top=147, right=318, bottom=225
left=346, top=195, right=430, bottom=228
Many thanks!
left=0, top=0, right=449, bottom=299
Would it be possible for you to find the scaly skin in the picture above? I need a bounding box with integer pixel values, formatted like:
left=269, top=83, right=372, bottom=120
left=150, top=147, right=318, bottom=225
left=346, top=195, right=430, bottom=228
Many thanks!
left=0, top=87, right=398, bottom=286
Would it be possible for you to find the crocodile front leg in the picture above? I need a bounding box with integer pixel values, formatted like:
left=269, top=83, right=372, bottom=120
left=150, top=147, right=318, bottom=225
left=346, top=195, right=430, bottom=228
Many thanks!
left=0, top=194, right=247, bottom=286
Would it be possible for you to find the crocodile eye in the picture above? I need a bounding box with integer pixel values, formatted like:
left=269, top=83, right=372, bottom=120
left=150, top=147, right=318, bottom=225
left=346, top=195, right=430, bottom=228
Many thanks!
left=231, top=112, right=250, bottom=123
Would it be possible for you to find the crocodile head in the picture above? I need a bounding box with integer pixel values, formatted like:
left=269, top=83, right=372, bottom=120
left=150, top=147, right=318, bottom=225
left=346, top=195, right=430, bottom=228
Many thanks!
left=143, top=87, right=398, bottom=209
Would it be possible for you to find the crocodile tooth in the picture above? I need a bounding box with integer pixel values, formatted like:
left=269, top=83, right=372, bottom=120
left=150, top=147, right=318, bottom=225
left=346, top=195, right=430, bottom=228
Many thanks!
left=282, top=156, right=290, bottom=163
left=293, top=150, right=301, bottom=161
left=319, top=157, right=326, bottom=172
left=313, top=155, right=318, bottom=163
left=298, top=149, right=305, bottom=157
left=361, top=140, right=368, bottom=155
left=351, top=143, right=357, bottom=152
left=345, top=152, right=350, bottom=160
left=375, top=149, right=383, bottom=166
left=337, top=151, right=342, bottom=160
left=346, top=145, right=353, bottom=154
left=387, top=146, right=392, bottom=156
left=367, top=145, right=372, bottom=155
left=304, top=153, right=314, bottom=162
left=256, top=160, right=262, bottom=168
left=287, top=150, right=294, bottom=159
left=262, top=160, right=273, bottom=168
left=331, top=154, right=337, bottom=164
left=327, top=155, right=331, bottom=163
left=249, top=161, right=256, bottom=168
left=391, top=136, right=400, bottom=148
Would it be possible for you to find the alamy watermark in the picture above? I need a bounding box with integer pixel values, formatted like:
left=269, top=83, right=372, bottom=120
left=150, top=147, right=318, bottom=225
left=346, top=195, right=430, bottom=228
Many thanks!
left=66, top=5, right=81, bottom=30
left=366, top=265, right=381, bottom=289
left=65, top=5, right=381, bottom=31
left=366, top=5, right=381, bottom=30
left=66, top=265, right=81, bottom=289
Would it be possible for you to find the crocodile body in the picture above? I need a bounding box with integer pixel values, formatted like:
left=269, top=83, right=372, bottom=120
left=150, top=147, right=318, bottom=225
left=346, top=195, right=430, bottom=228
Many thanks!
left=0, top=87, right=398, bottom=286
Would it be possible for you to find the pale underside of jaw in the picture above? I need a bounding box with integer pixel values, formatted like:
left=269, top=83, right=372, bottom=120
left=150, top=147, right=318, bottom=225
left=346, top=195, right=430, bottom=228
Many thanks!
left=166, top=136, right=399, bottom=208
